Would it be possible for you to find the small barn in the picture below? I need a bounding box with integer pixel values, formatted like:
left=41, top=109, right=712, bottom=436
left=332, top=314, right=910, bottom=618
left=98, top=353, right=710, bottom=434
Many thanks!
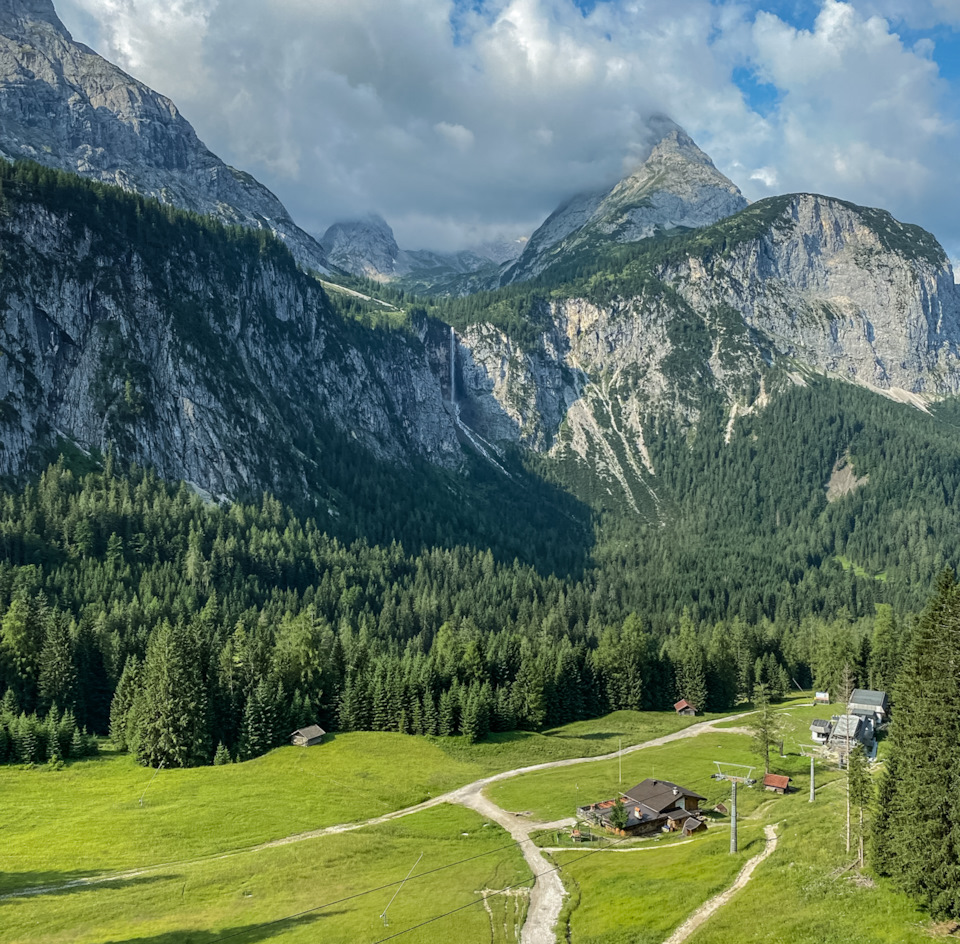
left=674, top=699, right=698, bottom=716
left=682, top=816, right=708, bottom=836
left=763, top=773, right=792, bottom=795
left=291, top=724, right=326, bottom=747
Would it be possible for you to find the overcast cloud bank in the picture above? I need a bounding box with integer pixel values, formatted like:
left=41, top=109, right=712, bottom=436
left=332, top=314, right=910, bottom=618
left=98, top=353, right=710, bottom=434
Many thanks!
left=55, top=0, right=960, bottom=258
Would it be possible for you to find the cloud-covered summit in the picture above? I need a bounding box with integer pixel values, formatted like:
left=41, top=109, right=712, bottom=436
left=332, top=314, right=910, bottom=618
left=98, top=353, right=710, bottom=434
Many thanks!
left=53, top=0, right=960, bottom=258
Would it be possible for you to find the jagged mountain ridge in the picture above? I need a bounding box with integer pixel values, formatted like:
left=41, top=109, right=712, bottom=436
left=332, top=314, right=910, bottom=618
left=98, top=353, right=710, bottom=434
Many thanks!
left=0, top=0, right=329, bottom=272
left=448, top=193, right=960, bottom=514
left=0, top=2, right=959, bottom=537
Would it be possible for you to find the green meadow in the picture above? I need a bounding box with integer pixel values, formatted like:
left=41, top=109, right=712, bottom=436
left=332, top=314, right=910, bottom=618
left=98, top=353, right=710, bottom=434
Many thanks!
left=0, top=703, right=942, bottom=943
left=0, top=804, right=529, bottom=944
left=0, top=711, right=701, bottom=897
left=552, top=823, right=763, bottom=944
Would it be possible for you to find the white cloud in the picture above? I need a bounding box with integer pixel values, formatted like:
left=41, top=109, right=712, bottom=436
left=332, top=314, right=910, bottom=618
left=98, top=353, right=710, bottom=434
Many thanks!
left=435, top=121, right=475, bottom=151
left=52, top=0, right=960, bottom=257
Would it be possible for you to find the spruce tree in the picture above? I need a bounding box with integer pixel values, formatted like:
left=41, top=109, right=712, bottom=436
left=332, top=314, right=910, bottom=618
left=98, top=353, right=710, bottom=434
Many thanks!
left=748, top=683, right=784, bottom=774
left=132, top=621, right=210, bottom=768
left=38, top=614, right=77, bottom=712
left=109, top=655, right=142, bottom=751
left=872, top=571, right=960, bottom=917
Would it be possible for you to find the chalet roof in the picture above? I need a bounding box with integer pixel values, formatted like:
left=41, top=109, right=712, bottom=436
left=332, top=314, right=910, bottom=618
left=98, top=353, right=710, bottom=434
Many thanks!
left=291, top=724, right=326, bottom=740
left=624, top=779, right=706, bottom=813
left=810, top=719, right=832, bottom=732
left=763, top=774, right=791, bottom=790
left=674, top=699, right=696, bottom=711
left=683, top=817, right=705, bottom=833
left=849, top=689, right=887, bottom=707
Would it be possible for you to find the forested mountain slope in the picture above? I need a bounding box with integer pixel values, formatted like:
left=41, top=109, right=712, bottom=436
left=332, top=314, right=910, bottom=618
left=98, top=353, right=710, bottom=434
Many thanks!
left=434, top=193, right=960, bottom=520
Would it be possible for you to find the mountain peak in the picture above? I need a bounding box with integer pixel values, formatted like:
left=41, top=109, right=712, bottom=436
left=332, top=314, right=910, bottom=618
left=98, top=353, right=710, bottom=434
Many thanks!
left=0, top=0, right=328, bottom=272
left=502, top=116, right=747, bottom=283
left=0, top=0, right=69, bottom=39
left=320, top=214, right=401, bottom=279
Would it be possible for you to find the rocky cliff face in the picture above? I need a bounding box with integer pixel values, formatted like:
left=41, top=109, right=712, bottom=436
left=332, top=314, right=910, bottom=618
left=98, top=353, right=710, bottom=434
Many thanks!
left=0, top=0, right=329, bottom=272
left=0, top=178, right=460, bottom=501
left=502, top=116, right=748, bottom=284
left=451, top=194, right=960, bottom=512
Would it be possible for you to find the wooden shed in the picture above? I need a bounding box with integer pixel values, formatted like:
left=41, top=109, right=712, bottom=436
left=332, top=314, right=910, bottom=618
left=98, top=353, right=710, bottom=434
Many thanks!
left=763, top=773, right=792, bottom=795
left=682, top=816, right=707, bottom=836
left=291, top=724, right=326, bottom=747
left=673, top=699, right=698, bottom=716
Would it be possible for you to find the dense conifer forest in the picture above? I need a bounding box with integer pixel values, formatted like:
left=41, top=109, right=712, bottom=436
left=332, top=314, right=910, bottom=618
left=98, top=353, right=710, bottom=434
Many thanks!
left=0, top=458, right=907, bottom=771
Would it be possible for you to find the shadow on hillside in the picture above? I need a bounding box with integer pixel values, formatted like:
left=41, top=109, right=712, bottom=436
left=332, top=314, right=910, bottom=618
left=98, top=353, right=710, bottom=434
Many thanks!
left=0, top=871, right=173, bottom=902
left=545, top=731, right=618, bottom=741
left=98, top=912, right=336, bottom=943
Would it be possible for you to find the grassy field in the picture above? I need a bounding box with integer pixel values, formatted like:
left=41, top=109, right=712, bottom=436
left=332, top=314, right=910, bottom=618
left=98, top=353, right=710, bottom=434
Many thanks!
left=1, top=703, right=940, bottom=944
left=0, top=804, right=530, bottom=944
left=0, top=710, right=704, bottom=896
left=553, top=823, right=763, bottom=944
left=682, top=779, right=932, bottom=944
left=484, top=729, right=809, bottom=825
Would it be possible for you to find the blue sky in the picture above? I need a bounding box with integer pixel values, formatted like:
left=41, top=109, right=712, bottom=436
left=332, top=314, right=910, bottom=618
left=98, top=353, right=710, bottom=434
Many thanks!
left=56, top=0, right=960, bottom=267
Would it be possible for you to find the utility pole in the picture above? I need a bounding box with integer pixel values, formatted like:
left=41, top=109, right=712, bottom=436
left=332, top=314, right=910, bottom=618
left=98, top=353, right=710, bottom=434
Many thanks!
left=730, top=780, right=738, bottom=854
left=809, top=754, right=815, bottom=803
left=846, top=768, right=851, bottom=855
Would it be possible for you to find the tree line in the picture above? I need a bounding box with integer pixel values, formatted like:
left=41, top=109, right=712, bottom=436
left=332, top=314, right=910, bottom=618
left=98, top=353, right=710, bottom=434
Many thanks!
left=0, top=461, right=910, bottom=768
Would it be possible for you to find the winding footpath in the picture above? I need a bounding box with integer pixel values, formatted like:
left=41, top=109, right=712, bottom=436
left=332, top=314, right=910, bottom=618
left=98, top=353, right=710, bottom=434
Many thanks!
left=661, top=823, right=780, bottom=944
left=3, top=709, right=787, bottom=943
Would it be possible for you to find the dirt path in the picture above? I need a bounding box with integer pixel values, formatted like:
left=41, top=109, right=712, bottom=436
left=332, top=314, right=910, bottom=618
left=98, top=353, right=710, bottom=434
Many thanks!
left=660, top=823, right=780, bottom=944
left=2, top=708, right=793, bottom=941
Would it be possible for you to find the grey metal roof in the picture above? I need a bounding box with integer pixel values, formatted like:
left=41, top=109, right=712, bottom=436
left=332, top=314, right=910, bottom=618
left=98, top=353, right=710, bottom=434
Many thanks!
left=811, top=719, right=832, bottom=732
left=830, top=715, right=862, bottom=740
left=849, top=689, right=887, bottom=707
left=291, top=724, right=326, bottom=739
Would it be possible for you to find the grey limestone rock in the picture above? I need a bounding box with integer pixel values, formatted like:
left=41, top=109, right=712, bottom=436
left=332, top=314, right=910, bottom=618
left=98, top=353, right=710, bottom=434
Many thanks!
left=0, top=0, right=329, bottom=273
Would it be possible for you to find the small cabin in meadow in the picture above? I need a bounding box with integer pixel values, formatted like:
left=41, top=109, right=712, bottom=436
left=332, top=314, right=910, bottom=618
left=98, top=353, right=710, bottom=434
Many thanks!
left=810, top=719, right=833, bottom=744
left=674, top=699, right=698, bottom=716
left=291, top=724, right=326, bottom=747
left=578, top=778, right=707, bottom=837
left=682, top=817, right=708, bottom=836
left=763, top=773, right=792, bottom=795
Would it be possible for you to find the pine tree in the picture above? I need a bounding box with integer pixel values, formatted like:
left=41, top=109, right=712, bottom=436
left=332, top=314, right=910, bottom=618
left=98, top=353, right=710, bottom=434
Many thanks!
left=847, top=744, right=871, bottom=868
left=131, top=621, right=210, bottom=768
left=38, top=614, right=77, bottom=712
left=674, top=615, right=708, bottom=712
left=871, top=571, right=960, bottom=918
left=748, top=683, right=784, bottom=774
left=109, top=655, right=142, bottom=751
left=461, top=686, right=480, bottom=743
left=868, top=604, right=899, bottom=693
left=239, top=680, right=279, bottom=760
left=213, top=742, right=232, bottom=765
